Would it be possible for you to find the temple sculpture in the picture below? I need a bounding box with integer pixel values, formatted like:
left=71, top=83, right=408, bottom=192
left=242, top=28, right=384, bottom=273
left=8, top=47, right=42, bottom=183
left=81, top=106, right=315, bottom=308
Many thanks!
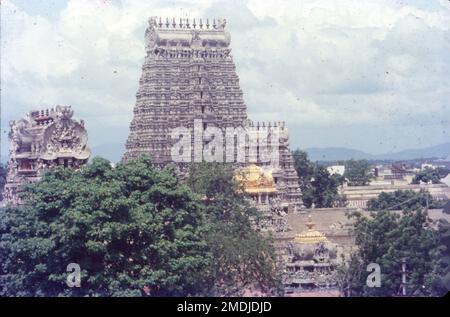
left=123, top=17, right=302, bottom=212
left=4, top=106, right=90, bottom=204
left=283, top=215, right=339, bottom=294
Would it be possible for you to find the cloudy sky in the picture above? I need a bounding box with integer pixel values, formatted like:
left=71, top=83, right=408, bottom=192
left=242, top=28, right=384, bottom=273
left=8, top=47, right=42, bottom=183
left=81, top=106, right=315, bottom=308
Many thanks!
left=1, top=0, right=449, bottom=162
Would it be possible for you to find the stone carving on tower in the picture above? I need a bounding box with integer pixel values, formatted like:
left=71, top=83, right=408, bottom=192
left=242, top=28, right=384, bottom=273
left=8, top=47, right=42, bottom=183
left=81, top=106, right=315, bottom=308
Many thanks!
left=123, top=17, right=303, bottom=212
left=4, top=106, right=90, bottom=204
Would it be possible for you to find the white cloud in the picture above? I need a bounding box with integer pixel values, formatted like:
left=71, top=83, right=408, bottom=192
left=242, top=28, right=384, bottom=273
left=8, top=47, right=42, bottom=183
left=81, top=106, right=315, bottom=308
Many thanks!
left=1, top=0, right=449, bottom=156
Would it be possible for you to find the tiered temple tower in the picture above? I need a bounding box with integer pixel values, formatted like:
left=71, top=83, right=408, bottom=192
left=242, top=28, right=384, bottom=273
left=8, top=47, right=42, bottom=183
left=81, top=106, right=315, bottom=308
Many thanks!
left=124, top=17, right=302, bottom=211
left=4, top=106, right=90, bottom=204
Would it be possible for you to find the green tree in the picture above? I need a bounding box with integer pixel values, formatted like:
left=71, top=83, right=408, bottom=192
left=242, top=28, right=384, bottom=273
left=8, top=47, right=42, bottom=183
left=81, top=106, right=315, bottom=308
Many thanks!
left=412, top=167, right=450, bottom=185
left=186, top=162, right=282, bottom=296
left=338, top=209, right=444, bottom=296
left=367, top=189, right=443, bottom=211
left=292, top=149, right=345, bottom=208
left=308, top=165, right=345, bottom=208
left=0, top=163, right=6, bottom=201
left=344, top=159, right=373, bottom=186
left=431, top=220, right=450, bottom=294
left=292, top=149, right=314, bottom=191
left=0, top=156, right=212, bottom=296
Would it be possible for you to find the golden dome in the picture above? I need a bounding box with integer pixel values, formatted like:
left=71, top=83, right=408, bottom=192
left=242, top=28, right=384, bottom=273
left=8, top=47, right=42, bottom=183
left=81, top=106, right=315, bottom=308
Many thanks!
left=294, top=215, right=329, bottom=244
left=234, top=164, right=277, bottom=194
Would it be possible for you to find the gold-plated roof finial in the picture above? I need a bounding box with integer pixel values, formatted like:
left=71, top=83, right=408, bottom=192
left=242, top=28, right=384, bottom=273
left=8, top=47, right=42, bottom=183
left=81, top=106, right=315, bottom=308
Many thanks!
left=294, top=214, right=329, bottom=244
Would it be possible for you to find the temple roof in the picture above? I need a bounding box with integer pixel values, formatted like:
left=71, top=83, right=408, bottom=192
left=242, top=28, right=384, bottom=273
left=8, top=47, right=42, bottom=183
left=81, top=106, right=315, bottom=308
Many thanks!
left=146, top=16, right=231, bottom=49
left=294, top=215, right=329, bottom=244
left=9, top=105, right=90, bottom=161
left=234, top=164, right=277, bottom=194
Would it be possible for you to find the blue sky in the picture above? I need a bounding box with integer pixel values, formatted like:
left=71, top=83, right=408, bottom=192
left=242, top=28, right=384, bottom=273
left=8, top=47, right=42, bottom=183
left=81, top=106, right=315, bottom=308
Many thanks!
left=1, top=0, right=450, bottom=162
left=9, top=0, right=69, bottom=19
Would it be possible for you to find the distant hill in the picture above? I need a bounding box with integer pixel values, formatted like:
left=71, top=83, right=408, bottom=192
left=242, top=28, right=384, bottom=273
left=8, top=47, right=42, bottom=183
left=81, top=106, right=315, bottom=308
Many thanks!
left=304, top=147, right=370, bottom=161
left=305, top=142, right=450, bottom=162
left=2, top=142, right=450, bottom=165
left=379, top=142, right=450, bottom=161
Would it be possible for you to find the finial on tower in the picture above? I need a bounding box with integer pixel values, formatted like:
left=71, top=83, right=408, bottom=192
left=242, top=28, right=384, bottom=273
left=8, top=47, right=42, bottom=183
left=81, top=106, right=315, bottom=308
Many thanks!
left=306, top=214, right=315, bottom=230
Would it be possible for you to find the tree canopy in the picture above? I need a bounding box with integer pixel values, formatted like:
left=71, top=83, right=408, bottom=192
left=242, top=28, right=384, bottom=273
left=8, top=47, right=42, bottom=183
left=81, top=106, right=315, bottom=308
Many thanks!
left=338, top=209, right=445, bottom=296
left=0, top=163, right=6, bottom=201
left=0, top=157, right=281, bottom=297
left=434, top=219, right=450, bottom=294
left=186, top=162, right=282, bottom=296
left=367, top=189, right=443, bottom=211
left=292, top=149, right=345, bottom=208
left=0, top=156, right=212, bottom=296
left=412, top=167, right=450, bottom=185
left=344, top=159, right=373, bottom=186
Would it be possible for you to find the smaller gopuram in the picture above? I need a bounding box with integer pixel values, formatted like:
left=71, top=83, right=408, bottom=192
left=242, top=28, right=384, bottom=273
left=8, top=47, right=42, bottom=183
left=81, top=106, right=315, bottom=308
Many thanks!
left=4, top=106, right=90, bottom=204
left=283, top=215, right=339, bottom=294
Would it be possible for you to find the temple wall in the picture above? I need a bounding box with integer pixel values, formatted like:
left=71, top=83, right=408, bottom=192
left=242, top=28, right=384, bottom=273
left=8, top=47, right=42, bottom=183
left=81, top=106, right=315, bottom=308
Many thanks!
left=343, top=183, right=450, bottom=208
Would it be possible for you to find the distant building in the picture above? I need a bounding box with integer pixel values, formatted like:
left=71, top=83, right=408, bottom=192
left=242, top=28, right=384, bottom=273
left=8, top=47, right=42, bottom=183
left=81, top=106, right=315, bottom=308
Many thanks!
left=372, top=164, right=414, bottom=185
left=326, top=165, right=345, bottom=176
left=343, top=183, right=450, bottom=209
left=442, top=173, right=450, bottom=187
left=4, top=106, right=90, bottom=204
left=421, top=163, right=436, bottom=170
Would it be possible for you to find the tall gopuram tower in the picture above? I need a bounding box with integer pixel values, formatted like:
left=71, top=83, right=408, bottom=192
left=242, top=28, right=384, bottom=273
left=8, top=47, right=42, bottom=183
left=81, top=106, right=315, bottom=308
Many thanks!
left=124, top=17, right=303, bottom=212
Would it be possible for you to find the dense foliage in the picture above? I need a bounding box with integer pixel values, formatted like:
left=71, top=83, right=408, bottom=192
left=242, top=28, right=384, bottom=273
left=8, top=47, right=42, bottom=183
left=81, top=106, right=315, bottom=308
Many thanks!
left=337, top=209, right=446, bottom=296
left=434, top=220, right=450, bottom=294
left=0, top=157, right=281, bottom=296
left=292, top=149, right=345, bottom=208
left=0, top=163, right=6, bottom=201
left=0, top=156, right=212, bottom=296
left=186, top=162, right=282, bottom=296
left=344, top=159, right=373, bottom=186
left=367, top=189, right=443, bottom=211
left=412, top=167, right=450, bottom=185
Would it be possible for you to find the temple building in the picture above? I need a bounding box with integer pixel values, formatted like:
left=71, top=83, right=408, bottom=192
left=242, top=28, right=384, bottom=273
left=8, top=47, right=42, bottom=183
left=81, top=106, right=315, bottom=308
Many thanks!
left=234, top=164, right=290, bottom=232
left=283, top=215, right=339, bottom=294
left=234, top=164, right=278, bottom=205
left=4, top=106, right=90, bottom=204
left=123, top=17, right=302, bottom=211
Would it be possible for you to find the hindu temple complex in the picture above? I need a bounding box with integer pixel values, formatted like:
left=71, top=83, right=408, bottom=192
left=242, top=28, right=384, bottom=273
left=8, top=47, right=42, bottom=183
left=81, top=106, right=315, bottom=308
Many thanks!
left=123, top=17, right=302, bottom=213
left=120, top=17, right=346, bottom=293
left=4, top=106, right=90, bottom=204
left=4, top=15, right=448, bottom=297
